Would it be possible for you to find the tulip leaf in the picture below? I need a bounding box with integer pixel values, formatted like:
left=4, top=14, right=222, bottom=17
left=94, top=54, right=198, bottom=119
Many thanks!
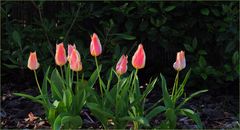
left=61, top=115, right=82, bottom=129
left=179, top=108, right=203, bottom=129
left=160, top=74, right=173, bottom=108
left=146, top=106, right=166, bottom=120
left=165, top=108, right=177, bottom=128
left=88, top=65, right=102, bottom=88
left=13, top=93, right=44, bottom=104
left=50, top=69, right=64, bottom=100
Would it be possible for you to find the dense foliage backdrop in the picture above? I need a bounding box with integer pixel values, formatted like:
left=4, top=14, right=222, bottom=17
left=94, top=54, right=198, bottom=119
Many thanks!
left=1, top=1, right=239, bottom=90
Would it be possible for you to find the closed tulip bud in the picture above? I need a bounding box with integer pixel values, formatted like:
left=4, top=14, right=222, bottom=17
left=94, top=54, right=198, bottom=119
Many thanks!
left=27, top=51, right=40, bottom=70
left=55, top=43, right=67, bottom=66
left=67, top=44, right=76, bottom=61
left=173, top=51, right=186, bottom=71
left=69, top=49, right=82, bottom=72
left=90, top=33, right=102, bottom=57
left=116, top=55, right=128, bottom=75
left=132, top=44, right=146, bottom=69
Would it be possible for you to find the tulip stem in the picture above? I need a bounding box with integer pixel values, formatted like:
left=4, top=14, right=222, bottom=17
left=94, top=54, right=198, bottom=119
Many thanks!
left=94, top=56, right=103, bottom=97
left=60, top=66, right=64, bottom=79
left=171, top=71, right=179, bottom=104
left=34, top=70, right=46, bottom=104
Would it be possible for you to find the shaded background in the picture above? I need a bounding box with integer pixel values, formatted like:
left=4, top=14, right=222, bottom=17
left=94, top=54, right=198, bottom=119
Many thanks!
left=1, top=1, right=239, bottom=90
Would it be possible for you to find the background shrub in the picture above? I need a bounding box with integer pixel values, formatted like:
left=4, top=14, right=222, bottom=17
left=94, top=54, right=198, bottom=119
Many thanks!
left=1, top=1, right=239, bottom=90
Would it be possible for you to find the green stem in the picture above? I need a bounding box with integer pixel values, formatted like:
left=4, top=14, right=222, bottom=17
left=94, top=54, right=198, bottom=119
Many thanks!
left=94, top=56, right=103, bottom=97
left=171, top=71, right=179, bottom=103
left=60, top=66, right=64, bottom=79
left=131, top=69, right=138, bottom=93
left=34, top=70, right=47, bottom=105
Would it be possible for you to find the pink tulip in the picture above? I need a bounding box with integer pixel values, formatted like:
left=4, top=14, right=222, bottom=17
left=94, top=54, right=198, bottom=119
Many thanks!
left=27, top=51, right=40, bottom=70
left=55, top=43, right=67, bottom=66
left=90, top=33, right=102, bottom=57
left=67, top=44, right=76, bottom=61
left=69, top=48, right=82, bottom=72
left=116, top=55, right=128, bottom=75
left=132, top=44, right=146, bottom=69
left=173, top=51, right=186, bottom=71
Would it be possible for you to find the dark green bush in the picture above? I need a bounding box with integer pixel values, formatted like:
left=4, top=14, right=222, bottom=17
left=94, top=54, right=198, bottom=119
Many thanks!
left=1, top=1, right=239, bottom=88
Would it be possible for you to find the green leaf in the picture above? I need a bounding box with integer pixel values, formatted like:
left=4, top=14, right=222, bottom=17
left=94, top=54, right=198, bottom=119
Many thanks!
left=184, top=44, right=193, bottom=52
left=88, top=65, right=101, bottom=88
left=165, top=108, right=177, bottom=128
left=111, top=33, right=136, bottom=40
left=42, top=67, right=50, bottom=101
left=201, top=73, right=208, bottom=80
left=13, top=93, right=43, bottom=104
left=232, top=51, right=239, bottom=65
left=47, top=108, right=57, bottom=126
left=50, top=69, right=64, bottom=100
left=119, top=116, right=150, bottom=127
left=201, top=8, right=209, bottom=16
left=146, top=106, right=166, bottom=120
left=192, top=37, right=198, bottom=50
left=198, top=56, right=206, bottom=67
left=198, top=50, right=207, bottom=55
left=179, top=109, right=203, bottom=129
left=160, top=74, right=173, bottom=108
left=63, top=89, right=72, bottom=108
left=53, top=113, right=70, bottom=130
left=12, top=30, right=21, bottom=44
left=177, top=89, right=208, bottom=109
left=148, top=8, right=158, bottom=13
left=61, top=115, right=82, bottom=129
left=164, top=6, right=176, bottom=12
left=3, top=63, right=19, bottom=69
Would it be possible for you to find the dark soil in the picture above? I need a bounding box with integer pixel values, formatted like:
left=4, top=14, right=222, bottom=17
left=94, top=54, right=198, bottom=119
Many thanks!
left=1, top=81, right=239, bottom=129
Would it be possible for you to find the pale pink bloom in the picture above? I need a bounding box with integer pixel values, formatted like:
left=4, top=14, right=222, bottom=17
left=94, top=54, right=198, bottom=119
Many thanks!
left=55, top=43, right=67, bottom=66
left=67, top=44, right=76, bottom=61
left=173, top=51, right=186, bottom=71
left=132, top=44, right=146, bottom=69
left=116, top=55, right=128, bottom=75
left=90, top=33, right=102, bottom=56
left=69, top=49, right=82, bottom=72
left=27, top=51, right=40, bottom=70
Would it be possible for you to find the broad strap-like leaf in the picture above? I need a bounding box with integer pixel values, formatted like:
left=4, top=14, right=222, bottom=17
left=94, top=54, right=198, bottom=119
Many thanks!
left=165, top=108, right=177, bottom=128
left=146, top=106, right=166, bottom=120
left=88, top=65, right=102, bottom=88
left=178, top=108, right=203, bottom=129
left=177, top=89, right=208, bottom=109
left=13, top=93, right=44, bottom=104
left=160, top=73, right=173, bottom=108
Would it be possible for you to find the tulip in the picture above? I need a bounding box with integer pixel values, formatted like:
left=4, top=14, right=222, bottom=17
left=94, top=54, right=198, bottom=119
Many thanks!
left=69, top=48, right=82, bottom=72
left=173, top=51, right=186, bottom=71
left=116, top=55, right=128, bottom=75
left=132, top=44, right=146, bottom=69
left=27, top=51, right=40, bottom=70
left=67, top=44, right=76, bottom=61
left=55, top=43, right=67, bottom=66
left=90, top=33, right=102, bottom=57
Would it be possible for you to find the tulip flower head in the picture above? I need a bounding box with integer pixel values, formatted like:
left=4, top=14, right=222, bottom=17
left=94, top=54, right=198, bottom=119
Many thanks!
left=116, top=55, right=128, bottom=75
left=90, top=33, right=102, bottom=57
left=67, top=44, right=76, bottom=61
left=132, top=44, right=146, bottom=69
left=173, top=51, right=186, bottom=71
left=55, top=43, right=67, bottom=66
left=27, top=51, right=40, bottom=70
left=69, top=48, right=82, bottom=72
